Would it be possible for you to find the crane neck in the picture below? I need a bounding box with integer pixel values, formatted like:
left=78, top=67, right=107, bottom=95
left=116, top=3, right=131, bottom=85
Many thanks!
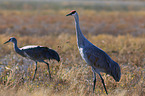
left=74, top=13, right=90, bottom=48
left=12, top=40, right=21, bottom=54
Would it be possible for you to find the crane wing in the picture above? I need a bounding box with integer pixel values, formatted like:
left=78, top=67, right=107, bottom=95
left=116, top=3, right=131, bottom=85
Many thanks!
left=83, top=45, right=111, bottom=72
left=20, top=46, right=49, bottom=60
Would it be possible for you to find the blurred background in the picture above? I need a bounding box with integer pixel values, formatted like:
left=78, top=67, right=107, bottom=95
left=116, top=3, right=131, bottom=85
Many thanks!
left=0, top=0, right=144, bottom=96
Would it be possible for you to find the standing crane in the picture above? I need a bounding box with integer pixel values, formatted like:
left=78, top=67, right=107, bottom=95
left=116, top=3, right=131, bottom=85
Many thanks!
left=4, top=37, right=60, bottom=80
left=66, top=10, right=121, bottom=94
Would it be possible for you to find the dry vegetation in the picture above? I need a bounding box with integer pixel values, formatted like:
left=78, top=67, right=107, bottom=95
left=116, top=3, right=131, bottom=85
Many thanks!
left=0, top=4, right=145, bottom=96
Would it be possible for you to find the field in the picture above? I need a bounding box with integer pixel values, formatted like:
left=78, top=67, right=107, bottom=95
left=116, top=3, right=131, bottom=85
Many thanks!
left=0, top=1, right=145, bottom=96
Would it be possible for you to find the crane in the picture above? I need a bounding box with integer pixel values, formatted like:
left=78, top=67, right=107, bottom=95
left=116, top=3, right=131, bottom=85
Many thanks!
left=66, top=10, right=121, bottom=94
left=4, top=37, right=60, bottom=80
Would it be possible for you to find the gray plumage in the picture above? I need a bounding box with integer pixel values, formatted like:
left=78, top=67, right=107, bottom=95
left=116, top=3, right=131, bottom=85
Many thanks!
left=66, top=10, right=121, bottom=94
left=4, top=37, right=60, bottom=80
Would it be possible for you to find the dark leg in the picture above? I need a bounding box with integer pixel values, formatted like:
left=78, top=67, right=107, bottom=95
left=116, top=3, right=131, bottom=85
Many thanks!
left=32, top=61, right=37, bottom=81
left=93, top=71, right=96, bottom=93
left=92, top=67, right=96, bottom=93
left=98, top=73, right=108, bottom=95
left=44, top=61, right=51, bottom=79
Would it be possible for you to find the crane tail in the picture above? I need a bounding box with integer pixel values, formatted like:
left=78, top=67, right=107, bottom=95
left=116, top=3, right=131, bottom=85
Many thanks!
left=47, top=48, right=60, bottom=62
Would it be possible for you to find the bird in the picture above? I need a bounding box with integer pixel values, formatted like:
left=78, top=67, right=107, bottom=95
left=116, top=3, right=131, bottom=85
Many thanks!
left=66, top=10, right=121, bottom=94
left=4, top=37, right=60, bottom=80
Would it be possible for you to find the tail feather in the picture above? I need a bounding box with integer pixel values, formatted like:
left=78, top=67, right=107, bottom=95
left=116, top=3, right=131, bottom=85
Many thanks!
left=47, top=48, right=60, bottom=62
left=110, top=61, right=121, bottom=82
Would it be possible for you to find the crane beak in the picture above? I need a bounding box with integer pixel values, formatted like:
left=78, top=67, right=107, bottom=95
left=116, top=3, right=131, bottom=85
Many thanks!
left=66, top=13, right=72, bottom=16
left=4, top=40, right=10, bottom=44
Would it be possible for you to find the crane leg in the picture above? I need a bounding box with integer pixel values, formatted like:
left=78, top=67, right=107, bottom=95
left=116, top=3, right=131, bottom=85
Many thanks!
left=32, top=61, right=37, bottom=81
left=98, top=73, right=108, bottom=95
left=92, top=67, right=96, bottom=92
left=93, top=71, right=96, bottom=93
left=44, top=61, right=51, bottom=79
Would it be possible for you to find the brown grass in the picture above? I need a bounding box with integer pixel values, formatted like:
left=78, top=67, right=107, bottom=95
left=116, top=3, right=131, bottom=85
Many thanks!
left=0, top=10, right=145, bottom=37
left=0, top=10, right=145, bottom=96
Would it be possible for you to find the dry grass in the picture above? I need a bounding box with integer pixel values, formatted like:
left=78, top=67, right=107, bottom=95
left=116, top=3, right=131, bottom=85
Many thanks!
left=0, top=9, right=145, bottom=96
left=0, top=10, right=145, bottom=36
left=0, top=34, right=144, bottom=96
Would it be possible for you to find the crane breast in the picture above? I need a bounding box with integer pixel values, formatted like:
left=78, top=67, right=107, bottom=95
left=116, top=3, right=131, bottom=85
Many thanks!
left=79, top=47, right=85, bottom=60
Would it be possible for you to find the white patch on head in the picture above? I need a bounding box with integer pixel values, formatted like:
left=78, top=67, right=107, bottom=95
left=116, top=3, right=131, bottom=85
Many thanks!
left=9, top=38, right=13, bottom=42
left=9, top=37, right=15, bottom=42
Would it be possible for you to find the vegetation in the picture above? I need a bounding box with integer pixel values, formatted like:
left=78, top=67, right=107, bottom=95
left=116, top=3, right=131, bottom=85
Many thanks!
left=0, top=1, right=145, bottom=11
left=0, top=1, right=145, bottom=96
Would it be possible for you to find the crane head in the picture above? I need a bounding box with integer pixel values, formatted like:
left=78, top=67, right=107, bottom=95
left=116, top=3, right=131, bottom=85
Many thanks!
left=66, top=10, right=76, bottom=16
left=4, top=37, right=17, bottom=44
